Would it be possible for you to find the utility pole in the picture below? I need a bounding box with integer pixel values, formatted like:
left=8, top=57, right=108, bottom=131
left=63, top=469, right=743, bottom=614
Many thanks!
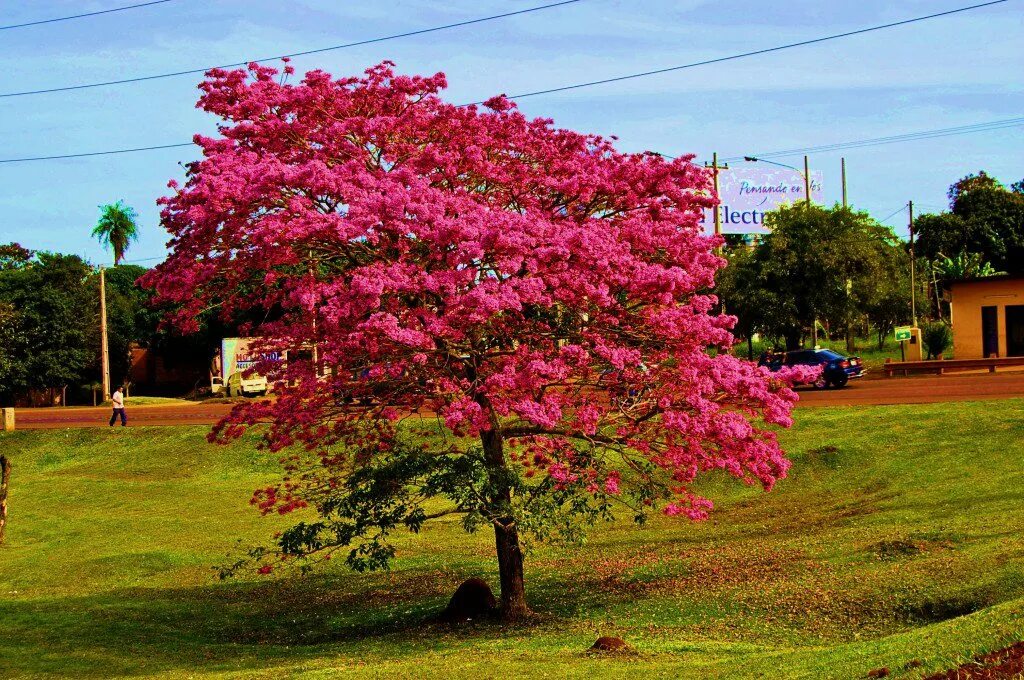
left=805, top=153, right=815, bottom=346
left=803, top=155, right=811, bottom=207
left=909, top=201, right=917, bottom=327
left=841, top=157, right=847, bottom=208
left=704, top=152, right=729, bottom=248
left=100, top=267, right=111, bottom=401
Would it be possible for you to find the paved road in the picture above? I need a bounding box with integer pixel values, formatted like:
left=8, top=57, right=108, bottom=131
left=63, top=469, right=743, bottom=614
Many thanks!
left=8, top=373, right=1023, bottom=429
left=13, top=403, right=237, bottom=429
left=796, top=372, right=1024, bottom=407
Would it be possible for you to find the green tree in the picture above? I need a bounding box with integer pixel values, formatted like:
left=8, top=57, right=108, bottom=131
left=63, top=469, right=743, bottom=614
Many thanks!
left=0, top=243, right=32, bottom=271
left=947, top=170, right=1002, bottom=207
left=0, top=302, right=23, bottom=393
left=103, top=265, right=161, bottom=385
left=0, top=251, right=97, bottom=404
left=92, top=201, right=140, bottom=265
left=913, top=212, right=1002, bottom=267
left=862, top=261, right=911, bottom=350
left=952, top=185, right=1024, bottom=273
left=742, top=204, right=906, bottom=350
left=916, top=172, right=1024, bottom=274
left=716, top=246, right=783, bottom=358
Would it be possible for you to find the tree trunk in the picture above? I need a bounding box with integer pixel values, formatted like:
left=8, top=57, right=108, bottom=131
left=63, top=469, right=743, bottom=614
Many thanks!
left=493, top=519, right=528, bottom=620
left=785, top=330, right=801, bottom=351
left=0, top=455, right=10, bottom=544
left=480, top=425, right=530, bottom=621
left=746, top=334, right=754, bottom=361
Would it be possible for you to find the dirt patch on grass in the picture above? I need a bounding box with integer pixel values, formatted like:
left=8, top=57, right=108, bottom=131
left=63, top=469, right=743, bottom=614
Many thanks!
left=924, top=641, right=1024, bottom=679
left=898, top=593, right=993, bottom=624
left=580, top=544, right=818, bottom=598
left=869, top=533, right=956, bottom=561
left=804, top=444, right=843, bottom=469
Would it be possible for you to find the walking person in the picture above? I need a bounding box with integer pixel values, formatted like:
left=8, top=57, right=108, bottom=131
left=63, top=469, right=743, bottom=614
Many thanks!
left=109, top=385, right=127, bottom=427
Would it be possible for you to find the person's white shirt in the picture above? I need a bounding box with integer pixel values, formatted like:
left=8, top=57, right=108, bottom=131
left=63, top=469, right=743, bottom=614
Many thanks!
left=112, top=390, right=124, bottom=409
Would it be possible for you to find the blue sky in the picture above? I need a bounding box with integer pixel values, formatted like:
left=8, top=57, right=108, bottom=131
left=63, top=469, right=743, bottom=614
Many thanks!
left=1, top=0, right=1021, bottom=266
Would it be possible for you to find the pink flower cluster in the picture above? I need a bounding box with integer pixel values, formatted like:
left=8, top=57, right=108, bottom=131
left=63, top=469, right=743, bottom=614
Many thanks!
left=143, top=61, right=807, bottom=522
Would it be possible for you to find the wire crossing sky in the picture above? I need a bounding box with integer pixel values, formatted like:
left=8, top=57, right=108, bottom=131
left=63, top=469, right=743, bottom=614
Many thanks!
left=0, top=1, right=1011, bottom=163
left=487, top=0, right=1011, bottom=102
left=0, top=0, right=586, bottom=97
left=2, top=117, right=1020, bottom=165
left=0, top=0, right=176, bottom=31
left=0, top=0, right=1020, bottom=261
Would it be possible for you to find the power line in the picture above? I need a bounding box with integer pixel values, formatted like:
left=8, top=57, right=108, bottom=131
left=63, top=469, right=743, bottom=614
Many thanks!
left=0, top=143, right=194, bottom=164
left=0, top=0, right=1015, bottom=164
left=722, top=117, right=1024, bottom=161
left=122, top=255, right=165, bottom=263
left=0, top=0, right=176, bottom=31
left=475, top=0, right=1009, bottom=104
left=878, top=204, right=910, bottom=223
left=0, top=0, right=585, bottom=98
left=4, top=116, right=1019, bottom=165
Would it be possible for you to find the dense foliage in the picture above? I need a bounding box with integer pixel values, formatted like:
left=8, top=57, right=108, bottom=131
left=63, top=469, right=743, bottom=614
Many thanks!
left=0, top=249, right=98, bottom=404
left=921, top=321, right=953, bottom=360
left=718, top=204, right=911, bottom=351
left=916, top=171, right=1024, bottom=275
left=143, top=61, right=812, bottom=618
left=0, top=246, right=161, bottom=405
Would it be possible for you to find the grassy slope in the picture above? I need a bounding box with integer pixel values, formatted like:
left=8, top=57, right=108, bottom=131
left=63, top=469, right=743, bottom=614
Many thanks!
left=0, top=401, right=1022, bottom=679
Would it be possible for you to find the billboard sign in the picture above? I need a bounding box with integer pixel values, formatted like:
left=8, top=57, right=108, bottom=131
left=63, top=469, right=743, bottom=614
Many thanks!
left=220, top=337, right=282, bottom=379
left=701, top=166, right=824, bottom=235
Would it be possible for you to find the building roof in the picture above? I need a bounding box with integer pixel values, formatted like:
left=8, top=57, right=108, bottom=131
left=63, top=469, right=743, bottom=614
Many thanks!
left=943, top=273, right=1024, bottom=289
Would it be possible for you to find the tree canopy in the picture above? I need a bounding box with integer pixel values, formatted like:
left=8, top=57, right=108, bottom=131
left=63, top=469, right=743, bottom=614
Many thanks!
left=92, top=200, right=140, bottom=266
left=0, top=251, right=97, bottom=403
left=143, top=61, right=811, bottom=619
left=0, top=247, right=159, bottom=405
left=719, top=204, right=909, bottom=351
left=916, top=171, right=1024, bottom=274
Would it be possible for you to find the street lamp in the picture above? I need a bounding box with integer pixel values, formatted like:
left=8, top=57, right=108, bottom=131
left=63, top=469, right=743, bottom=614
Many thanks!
left=743, top=156, right=797, bottom=171
left=744, top=155, right=811, bottom=206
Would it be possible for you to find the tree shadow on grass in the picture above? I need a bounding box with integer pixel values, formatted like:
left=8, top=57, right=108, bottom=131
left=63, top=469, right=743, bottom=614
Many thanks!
left=0, top=572, right=458, bottom=677
left=0, top=568, right=597, bottom=678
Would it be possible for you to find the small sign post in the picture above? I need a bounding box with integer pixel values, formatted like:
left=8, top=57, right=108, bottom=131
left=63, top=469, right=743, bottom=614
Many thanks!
left=895, top=326, right=913, bottom=362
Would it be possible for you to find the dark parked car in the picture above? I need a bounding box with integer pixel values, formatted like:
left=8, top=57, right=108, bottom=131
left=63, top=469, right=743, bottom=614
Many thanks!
left=759, top=348, right=864, bottom=388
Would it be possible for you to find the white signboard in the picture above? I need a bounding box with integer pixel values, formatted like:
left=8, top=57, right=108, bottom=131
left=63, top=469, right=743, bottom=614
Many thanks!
left=701, top=166, right=824, bottom=235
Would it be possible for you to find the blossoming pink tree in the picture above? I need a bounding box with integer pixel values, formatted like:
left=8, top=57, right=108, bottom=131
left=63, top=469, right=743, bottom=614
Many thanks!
left=143, top=61, right=810, bottom=621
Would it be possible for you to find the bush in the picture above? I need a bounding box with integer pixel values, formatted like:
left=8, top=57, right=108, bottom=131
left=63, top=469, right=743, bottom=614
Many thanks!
left=922, top=321, right=953, bottom=360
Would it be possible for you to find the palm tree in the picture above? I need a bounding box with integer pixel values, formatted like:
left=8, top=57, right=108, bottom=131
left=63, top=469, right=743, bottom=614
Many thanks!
left=92, top=200, right=139, bottom=265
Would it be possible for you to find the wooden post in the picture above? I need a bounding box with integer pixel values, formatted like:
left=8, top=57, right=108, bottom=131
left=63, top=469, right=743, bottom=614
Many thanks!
left=100, top=268, right=111, bottom=401
left=841, top=157, right=847, bottom=208
left=705, top=152, right=729, bottom=251
left=804, top=155, right=811, bottom=206
left=0, top=454, right=10, bottom=544
left=0, top=408, right=13, bottom=432
left=909, top=201, right=917, bottom=328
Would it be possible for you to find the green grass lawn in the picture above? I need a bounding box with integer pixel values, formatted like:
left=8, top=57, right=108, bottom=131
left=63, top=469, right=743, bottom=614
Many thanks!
left=1, top=401, right=1022, bottom=678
